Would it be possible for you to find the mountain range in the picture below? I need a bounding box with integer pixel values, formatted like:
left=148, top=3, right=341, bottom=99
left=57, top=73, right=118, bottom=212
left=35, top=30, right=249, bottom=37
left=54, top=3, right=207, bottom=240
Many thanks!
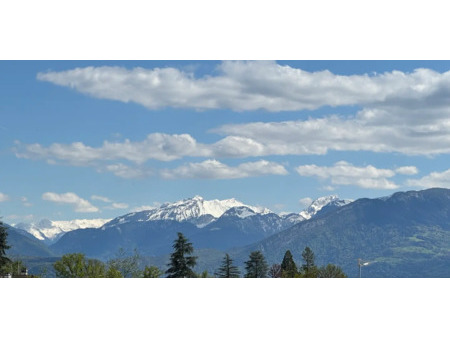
left=6, top=188, right=450, bottom=277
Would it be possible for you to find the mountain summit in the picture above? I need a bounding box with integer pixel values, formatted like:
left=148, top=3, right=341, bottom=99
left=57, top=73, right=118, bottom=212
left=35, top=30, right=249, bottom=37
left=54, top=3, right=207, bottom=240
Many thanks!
left=108, top=196, right=272, bottom=228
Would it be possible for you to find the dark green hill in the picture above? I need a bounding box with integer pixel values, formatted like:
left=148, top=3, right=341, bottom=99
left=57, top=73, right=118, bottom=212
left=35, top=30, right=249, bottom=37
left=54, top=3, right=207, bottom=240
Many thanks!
left=231, top=188, right=450, bottom=277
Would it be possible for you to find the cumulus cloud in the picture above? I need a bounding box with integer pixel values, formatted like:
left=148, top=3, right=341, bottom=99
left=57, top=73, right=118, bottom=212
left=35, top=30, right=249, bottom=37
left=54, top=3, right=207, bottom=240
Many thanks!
left=295, top=161, right=399, bottom=190
left=102, top=163, right=153, bottom=179
left=111, top=202, right=129, bottom=209
left=407, top=169, right=450, bottom=189
left=42, top=192, right=99, bottom=213
left=395, top=166, right=419, bottom=175
left=0, top=193, right=9, bottom=202
left=36, top=62, right=450, bottom=112
left=160, top=159, right=288, bottom=180
left=299, top=197, right=313, bottom=208
left=15, top=133, right=209, bottom=165
left=91, top=195, right=112, bottom=203
left=131, top=203, right=162, bottom=212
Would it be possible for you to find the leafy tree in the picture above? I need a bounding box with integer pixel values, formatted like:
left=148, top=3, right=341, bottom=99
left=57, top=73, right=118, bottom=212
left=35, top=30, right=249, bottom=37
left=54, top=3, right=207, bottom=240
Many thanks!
left=166, top=232, right=197, bottom=278
left=85, top=259, right=106, bottom=277
left=54, top=253, right=88, bottom=278
left=268, top=263, right=281, bottom=278
left=107, top=248, right=142, bottom=278
left=0, top=220, right=11, bottom=270
left=280, top=250, right=297, bottom=278
left=143, top=266, right=163, bottom=278
left=54, top=253, right=109, bottom=278
left=106, top=266, right=123, bottom=278
left=3, top=259, right=28, bottom=277
left=300, top=246, right=318, bottom=278
left=318, top=264, right=347, bottom=278
left=244, top=251, right=268, bottom=278
left=214, top=253, right=240, bottom=278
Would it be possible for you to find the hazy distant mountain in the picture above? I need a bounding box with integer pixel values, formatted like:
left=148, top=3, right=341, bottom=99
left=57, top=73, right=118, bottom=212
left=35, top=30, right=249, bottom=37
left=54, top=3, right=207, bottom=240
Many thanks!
left=13, top=218, right=111, bottom=244
left=232, top=188, right=450, bottom=277
left=3, top=223, right=55, bottom=258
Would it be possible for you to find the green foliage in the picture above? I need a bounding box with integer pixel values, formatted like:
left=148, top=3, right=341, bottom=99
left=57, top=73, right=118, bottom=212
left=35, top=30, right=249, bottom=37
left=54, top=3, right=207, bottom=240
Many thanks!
left=143, top=265, right=163, bottom=278
left=54, top=253, right=112, bottom=278
left=214, top=253, right=240, bottom=278
left=85, top=259, right=106, bottom=277
left=105, top=266, right=123, bottom=278
left=280, top=250, right=297, bottom=278
left=1, top=259, right=28, bottom=276
left=244, top=251, right=268, bottom=278
left=268, top=263, right=281, bottom=278
left=318, top=264, right=347, bottom=278
left=301, top=246, right=318, bottom=277
left=107, top=248, right=143, bottom=278
left=54, top=253, right=88, bottom=278
left=0, top=221, right=11, bottom=270
left=166, top=232, right=198, bottom=278
left=197, top=270, right=211, bottom=278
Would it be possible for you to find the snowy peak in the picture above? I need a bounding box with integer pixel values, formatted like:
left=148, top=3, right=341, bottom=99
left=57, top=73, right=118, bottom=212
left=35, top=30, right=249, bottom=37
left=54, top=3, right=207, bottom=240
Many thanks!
left=222, top=206, right=258, bottom=219
left=299, top=195, right=352, bottom=220
left=144, top=196, right=272, bottom=226
left=13, top=218, right=111, bottom=243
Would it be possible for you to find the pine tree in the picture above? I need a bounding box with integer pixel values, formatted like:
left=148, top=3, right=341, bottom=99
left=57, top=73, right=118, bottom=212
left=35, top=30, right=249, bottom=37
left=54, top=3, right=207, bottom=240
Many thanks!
left=301, top=246, right=318, bottom=277
left=166, top=232, right=197, bottom=278
left=280, top=250, right=297, bottom=278
left=215, top=253, right=240, bottom=278
left=244, top=251, right=268, bottom=278
left=0, top=220, right=11, bottom=270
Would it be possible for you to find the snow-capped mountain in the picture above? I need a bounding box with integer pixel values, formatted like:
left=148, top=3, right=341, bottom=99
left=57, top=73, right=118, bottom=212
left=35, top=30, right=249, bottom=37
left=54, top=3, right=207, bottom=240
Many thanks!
left=13, top=218, right=111, bottom=243
left=299, top=195, right=352, bottom=220
left=105, top=196, right=272, bottom=228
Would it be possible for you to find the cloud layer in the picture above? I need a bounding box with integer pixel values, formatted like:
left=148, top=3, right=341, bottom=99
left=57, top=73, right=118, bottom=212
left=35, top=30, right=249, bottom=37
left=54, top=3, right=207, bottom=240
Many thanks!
left=37, top=61, right=450, bottom=112
left=295, top=161, right=418, bottom=190
left=42, top=192, right=99, bottom=213
left=161, top=159, right=288, bottom=179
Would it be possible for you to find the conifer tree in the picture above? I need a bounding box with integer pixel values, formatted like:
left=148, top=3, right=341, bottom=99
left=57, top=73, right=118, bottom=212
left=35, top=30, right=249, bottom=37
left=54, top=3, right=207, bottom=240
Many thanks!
left=0, top=220, right=11, bottom=270
left=166, top=232, right=197, bottom=278
left=215, top=253, right=240, bottom=278
left=301, top=246, right=318, bottom=277
left=244, top=251, right=268, bottom=278
left=280, top=250, right=297, bottom=278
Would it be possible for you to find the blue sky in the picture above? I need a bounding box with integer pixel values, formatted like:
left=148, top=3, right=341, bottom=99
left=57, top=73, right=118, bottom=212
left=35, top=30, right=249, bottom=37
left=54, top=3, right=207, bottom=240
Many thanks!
left=3, top=60, right=450, bottom=224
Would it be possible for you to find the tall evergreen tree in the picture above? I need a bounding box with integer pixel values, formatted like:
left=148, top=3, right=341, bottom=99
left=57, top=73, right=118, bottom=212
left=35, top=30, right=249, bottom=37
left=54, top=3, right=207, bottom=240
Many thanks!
left=244, top=251, right=268, bottom=278
left=280, top=250, right=297, bottom=278
left=166, top=232, right=197, bottom=278
left=0, top=220, right=11, bottom=270
left=215, top=253, right=240, bottom=278
left=301, top=246, right=318, bottom=277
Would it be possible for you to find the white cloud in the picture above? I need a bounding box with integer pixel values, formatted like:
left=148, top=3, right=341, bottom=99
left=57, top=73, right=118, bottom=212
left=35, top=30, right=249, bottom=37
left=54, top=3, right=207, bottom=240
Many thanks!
left=295, top=161, right=399, bottom=190
left=299, top=197, right=313, bottom=208
left=91, top=195, right=112, bottom=203
left=395, top=166, right=419, bottom=175
left=0, top=193, right=9, bottom=202
left=407, top=169, right=450, bottom=189
left=160, top=159, right=288, bottom=180
left=102, top=163, right=153, bottom=179
left=15, top=133, right=209, bottom=165
left=131, top=203, right=161, bottom=212
left=36, top=62, right=450, bottom=112
left=42, top=192, right=99, bottom=213
left=111, top=202, right=129, bottom=209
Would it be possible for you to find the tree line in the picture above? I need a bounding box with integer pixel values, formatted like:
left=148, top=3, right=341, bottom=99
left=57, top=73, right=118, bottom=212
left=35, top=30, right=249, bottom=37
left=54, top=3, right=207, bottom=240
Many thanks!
left=1, top=222, right=346, bottom=278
